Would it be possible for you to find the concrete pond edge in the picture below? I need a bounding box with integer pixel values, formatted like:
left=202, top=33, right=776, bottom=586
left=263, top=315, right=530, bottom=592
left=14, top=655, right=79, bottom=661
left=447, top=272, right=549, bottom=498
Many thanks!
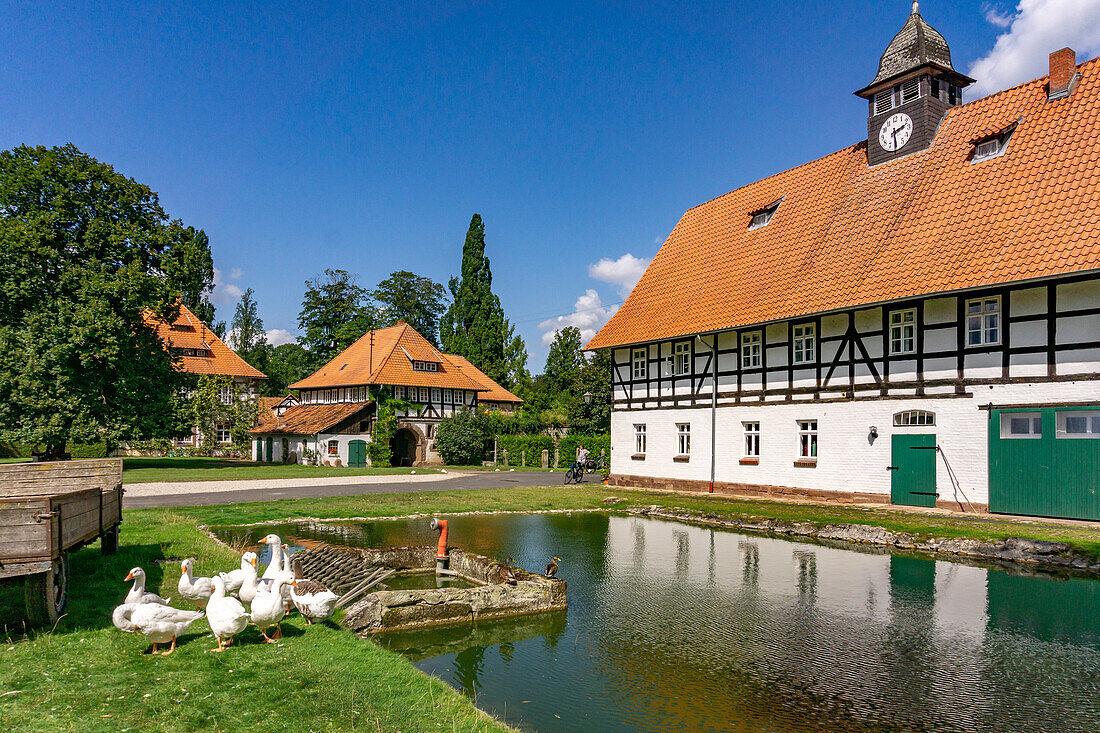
left=615, top=500, right=1100, bottom=575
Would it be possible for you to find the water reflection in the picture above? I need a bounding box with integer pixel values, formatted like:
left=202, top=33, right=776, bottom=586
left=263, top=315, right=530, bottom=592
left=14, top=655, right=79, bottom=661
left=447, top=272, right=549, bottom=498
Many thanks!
left=211, top=513, right=1100, bottom=733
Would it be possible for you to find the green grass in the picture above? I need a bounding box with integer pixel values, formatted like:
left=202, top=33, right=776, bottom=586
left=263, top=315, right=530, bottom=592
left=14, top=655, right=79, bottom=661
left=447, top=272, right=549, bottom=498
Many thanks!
left=122, top=457, right=442, bottom=484
left=442, top=464, right=559, bottom=472
left=0, top=457, right=29, bottom=464
left=4, top=484, right=1099, bottom=732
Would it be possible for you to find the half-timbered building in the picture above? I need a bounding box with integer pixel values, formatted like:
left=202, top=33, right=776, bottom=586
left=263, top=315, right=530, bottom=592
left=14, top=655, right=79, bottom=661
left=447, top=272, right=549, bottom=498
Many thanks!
left=586, top=7, right=1100, bottom=520
left=250, top=322, right=521, bottom=466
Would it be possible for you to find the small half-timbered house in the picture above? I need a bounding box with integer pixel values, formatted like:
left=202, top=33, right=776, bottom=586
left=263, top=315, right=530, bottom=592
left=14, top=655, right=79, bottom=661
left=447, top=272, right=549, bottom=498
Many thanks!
left=586, top=8, right=1100, bottom=520
left=250, top=322, right=521, bottom=466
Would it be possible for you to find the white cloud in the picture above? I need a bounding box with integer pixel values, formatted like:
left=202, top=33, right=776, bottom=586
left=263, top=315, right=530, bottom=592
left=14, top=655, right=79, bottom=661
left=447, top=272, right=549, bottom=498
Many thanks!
left=587, top=253, right=652, bottom=298
left=984, top=3, right=1015, bottom=27
left=968, top=0, right=1100, bottom=98
left=211, top=267, right=244, bottom=305
left=538, top=289, right=619, bottom=347
left=265, top=328, right=296, bottom=346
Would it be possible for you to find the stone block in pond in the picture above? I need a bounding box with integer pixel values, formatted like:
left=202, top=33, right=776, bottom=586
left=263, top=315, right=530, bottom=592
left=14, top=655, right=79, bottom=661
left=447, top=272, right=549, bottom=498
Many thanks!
left=340, top=546, right=567, bottom=634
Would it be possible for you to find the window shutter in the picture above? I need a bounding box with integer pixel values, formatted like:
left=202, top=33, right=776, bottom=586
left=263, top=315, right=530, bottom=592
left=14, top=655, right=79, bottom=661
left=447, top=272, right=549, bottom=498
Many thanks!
left=901, top=77, right=919, bottom=103
left=874, top=89, right=893, bottom=114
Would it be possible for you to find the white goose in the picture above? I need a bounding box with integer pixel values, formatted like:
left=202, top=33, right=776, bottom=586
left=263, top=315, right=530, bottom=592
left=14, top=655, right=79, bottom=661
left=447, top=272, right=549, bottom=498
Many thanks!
left=178, top=558, right=215, bottom=609
left=250, top=576, right=287, bottom=643
left=238, top=553, right=272, bottom=606
left=260, top=534, right=284, bottom=580
left=206, top=576, right=250, bottom=652
left=218, top=552, right=256, bottom=597
left=124, top=567, right=170, bottom=605
left=289, top=558, right=337, bottom=624
left=112, top=601, right=204, bottom=655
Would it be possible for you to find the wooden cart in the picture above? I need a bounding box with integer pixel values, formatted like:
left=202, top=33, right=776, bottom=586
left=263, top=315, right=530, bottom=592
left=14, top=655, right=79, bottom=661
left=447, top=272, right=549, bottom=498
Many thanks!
left=0, top=459, right=123, bottom=624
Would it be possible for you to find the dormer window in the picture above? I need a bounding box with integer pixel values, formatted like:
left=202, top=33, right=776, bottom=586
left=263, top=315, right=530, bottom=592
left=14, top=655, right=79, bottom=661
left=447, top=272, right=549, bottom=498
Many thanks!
left=971, top=127, right=1015, bottom=163
left=748, top=200, right=781, bottom=230
left=412, top=360, right=439, bottom=372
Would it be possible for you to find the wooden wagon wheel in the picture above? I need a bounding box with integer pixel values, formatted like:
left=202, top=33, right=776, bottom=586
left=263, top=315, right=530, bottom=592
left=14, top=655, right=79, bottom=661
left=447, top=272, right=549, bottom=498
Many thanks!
left=23, top=553, right=69, bottom=625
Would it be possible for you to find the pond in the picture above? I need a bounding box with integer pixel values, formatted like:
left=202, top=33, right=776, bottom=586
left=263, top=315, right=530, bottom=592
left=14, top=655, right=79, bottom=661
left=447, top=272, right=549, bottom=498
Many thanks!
left=212, top=513, right=1100, bottom=733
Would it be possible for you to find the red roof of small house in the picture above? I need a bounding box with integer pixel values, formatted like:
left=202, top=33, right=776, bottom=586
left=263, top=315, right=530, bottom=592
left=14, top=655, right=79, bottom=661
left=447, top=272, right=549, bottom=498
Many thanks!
left=289, top=322, right=490, bottom=393
left=587, top=58, right=1100, bottom=350
left=144, top=303, right=267, bottom=379
left=250, top=402, right=369, bottom=436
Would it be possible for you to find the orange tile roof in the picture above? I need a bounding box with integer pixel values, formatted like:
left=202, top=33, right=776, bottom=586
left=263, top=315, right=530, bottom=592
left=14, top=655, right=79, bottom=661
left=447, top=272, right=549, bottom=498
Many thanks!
left=289, top=322, right=488, bottom=393
left=250, top=402, right=368, bottom=435
left=446, top=355, right=523, bottom=403
left=587, top=58, right=1100, bottom=350
left=144, top=303, right=267, bottom=379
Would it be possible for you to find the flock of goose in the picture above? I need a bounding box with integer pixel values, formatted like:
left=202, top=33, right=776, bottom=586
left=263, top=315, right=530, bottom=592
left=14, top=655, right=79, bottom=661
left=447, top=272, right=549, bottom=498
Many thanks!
left=112, top=534, right=337, bottom=655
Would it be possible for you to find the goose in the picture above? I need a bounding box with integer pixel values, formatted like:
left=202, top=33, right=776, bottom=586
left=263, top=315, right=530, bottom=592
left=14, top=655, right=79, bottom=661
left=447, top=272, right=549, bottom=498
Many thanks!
left=259, top=534, right=284, bottom=580
left=278, top=545, right=295, bottom=609
left=178, top=558, right=215, bottom=609
left=289, top=557, right=337, bottom=624
left=124, top=567, right=171, bottom=605
left=545, top=556, right=561, bottom=578
left=218, top=552, right=256, bottom=597
left=113, top=602, right=203, bottom=655
left=206, top=576, right=250, bottom=652
left=250, top=576, right=288, bottom=643
left=238, top=553, right=273, bottom=606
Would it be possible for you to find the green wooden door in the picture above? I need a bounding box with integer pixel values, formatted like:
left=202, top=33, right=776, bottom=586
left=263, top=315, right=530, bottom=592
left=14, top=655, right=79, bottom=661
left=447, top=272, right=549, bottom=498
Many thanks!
left=265, top=437, right=273, bottom=463
left=348, top=440, right=367, bottom=468
left=891, top=434, right=937, bottom=507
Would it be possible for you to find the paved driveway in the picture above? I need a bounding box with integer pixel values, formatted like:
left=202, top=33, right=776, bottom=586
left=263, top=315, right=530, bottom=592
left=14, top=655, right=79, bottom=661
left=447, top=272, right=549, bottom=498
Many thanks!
left=123, top=470, right=572, bottom=509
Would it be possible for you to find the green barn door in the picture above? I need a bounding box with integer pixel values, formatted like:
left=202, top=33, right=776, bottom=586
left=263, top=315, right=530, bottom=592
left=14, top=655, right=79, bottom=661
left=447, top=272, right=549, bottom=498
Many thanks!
left=891, top=434, right=938, bottom=507
left=348, top=440, right=367, bottom=468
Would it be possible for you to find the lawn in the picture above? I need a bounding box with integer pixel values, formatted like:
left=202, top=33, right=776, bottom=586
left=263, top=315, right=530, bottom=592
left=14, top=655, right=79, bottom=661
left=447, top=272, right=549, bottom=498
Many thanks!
left=122, top=456, right=443, bottom=484
left=4, top=483, right=1100, bottom=732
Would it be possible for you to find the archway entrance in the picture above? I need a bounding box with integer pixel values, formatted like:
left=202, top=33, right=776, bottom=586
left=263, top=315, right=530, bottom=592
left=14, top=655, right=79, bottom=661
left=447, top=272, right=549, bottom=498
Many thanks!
left=390, top=428, right=419, bottom=467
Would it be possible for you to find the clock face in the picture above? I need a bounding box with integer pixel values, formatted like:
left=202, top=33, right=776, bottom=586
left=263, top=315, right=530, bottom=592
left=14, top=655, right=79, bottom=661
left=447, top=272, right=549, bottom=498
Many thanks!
left=879, top=113, right=914, bottom=152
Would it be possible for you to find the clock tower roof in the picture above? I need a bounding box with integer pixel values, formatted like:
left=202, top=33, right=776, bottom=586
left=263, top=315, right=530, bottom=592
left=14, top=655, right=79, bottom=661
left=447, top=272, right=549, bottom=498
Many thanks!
left=855, top=2, right=974, bottom=96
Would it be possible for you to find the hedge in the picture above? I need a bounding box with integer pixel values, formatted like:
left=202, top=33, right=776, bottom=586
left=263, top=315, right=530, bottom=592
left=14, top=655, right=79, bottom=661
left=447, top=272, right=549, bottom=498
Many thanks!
left=496, top=434, right=554, bottom=467
left=556, top=433, right=610, bottom=469
left=0, top=441, right=112, bottom=459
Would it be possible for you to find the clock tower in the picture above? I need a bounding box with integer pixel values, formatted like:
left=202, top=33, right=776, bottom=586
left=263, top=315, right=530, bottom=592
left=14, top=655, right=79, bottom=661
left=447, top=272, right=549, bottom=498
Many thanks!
left=855, top=2, right=974, bottom=165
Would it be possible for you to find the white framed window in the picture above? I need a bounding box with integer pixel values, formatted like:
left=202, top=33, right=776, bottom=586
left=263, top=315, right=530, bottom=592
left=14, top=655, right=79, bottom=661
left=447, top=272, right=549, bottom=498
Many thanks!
left=966, top=297, right=1001, bottom=346
left=431, top=388, right=441, bottom=403
left=972, top=129, right=1014, bottom=163
left=894, top=410, right=935, bottom=427
left=632, top=349, right=647, bottom=380
left=412, top=360, right=439, bottom=372
left=748, top=201, right=781, bottom=230
left=218, top=385, right=233, bottom=405
left=394, top=386, right=404, bottom=399
left=327, top=439, right=339, bottom=456
left=676, top=423, right=691, bottom=455
left=792, top=324, right=815, bottom=364
left=634, top=424, right=647, bottom=454
left=741, top=331, right=762, bottom=369
left=215, top=424, right=231, bottom=443
left=1000, top=412, right=1042, bottom=439
left=1057, top=410, right=1100, bottom=439
left=419, top=387, right=429, bottom=403
left=443, top=389, right=452, bottom=404
left=889, top=309, right=917, bottom=355
left=674, top=342, right=691, bottom=376
left=743, top=422, right=760, bottom=457
left=798, top=420, right=818, bottom=458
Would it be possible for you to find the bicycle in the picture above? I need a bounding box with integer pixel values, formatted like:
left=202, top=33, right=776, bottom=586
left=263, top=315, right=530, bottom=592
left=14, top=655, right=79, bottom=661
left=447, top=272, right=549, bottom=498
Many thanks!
left=563, top=455, right=604, bottom=484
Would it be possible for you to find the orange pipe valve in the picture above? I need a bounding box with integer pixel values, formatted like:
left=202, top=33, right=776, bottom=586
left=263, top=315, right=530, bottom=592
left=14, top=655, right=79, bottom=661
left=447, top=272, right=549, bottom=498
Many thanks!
left=430, top=517, right=449, bottom=560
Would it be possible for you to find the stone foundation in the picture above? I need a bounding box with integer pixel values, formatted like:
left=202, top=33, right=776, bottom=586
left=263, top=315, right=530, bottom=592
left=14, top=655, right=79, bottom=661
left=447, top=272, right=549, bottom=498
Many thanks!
left=609, top=473, right=989, bottom=513
left=341, top=546, right=567, bottom=634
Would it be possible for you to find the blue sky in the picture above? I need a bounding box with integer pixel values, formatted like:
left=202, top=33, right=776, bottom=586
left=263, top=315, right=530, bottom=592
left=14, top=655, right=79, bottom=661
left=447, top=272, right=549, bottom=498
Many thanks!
left=3, top=0, right=1097, bottom=367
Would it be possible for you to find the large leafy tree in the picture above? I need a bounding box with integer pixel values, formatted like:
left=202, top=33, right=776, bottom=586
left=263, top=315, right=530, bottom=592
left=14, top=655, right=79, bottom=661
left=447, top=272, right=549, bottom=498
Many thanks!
left=230, top=288, right=268, bottom=371
left=297, top=268, right=378, bottom=365
left=568, top=347, right=612, bottom=434
left=543, top=326, right=585, bottom=393
left=263, top=342, right=312, bottom=396
left=162, top=222, right=218, bottom=329
left=0, top=144, right=213, bottom=457
left=440, top=214, right=507, bottom=383
left=501, top=319, right=531, bottom=392
left=372, top=270, right=449, bottom=346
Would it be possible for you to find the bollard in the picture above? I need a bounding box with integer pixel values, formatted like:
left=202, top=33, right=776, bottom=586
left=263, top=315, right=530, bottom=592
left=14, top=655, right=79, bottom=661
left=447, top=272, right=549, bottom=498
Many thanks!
left=541, top=449, right=549, bottom=469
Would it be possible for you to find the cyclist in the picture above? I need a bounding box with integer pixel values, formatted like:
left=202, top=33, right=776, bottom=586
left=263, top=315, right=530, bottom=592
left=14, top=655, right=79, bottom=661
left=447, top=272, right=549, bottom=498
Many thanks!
left=576, top=444, right=590, bottom=467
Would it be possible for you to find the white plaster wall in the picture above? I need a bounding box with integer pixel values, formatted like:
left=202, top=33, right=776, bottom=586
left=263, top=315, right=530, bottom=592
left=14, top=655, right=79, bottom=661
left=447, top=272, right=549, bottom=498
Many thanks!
left=612, top=379, right=1100, bottom=506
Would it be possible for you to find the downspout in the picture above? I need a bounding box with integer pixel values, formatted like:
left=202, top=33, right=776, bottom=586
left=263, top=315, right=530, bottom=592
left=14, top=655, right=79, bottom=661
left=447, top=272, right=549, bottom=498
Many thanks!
left=697, top=334, right=718, bottom=493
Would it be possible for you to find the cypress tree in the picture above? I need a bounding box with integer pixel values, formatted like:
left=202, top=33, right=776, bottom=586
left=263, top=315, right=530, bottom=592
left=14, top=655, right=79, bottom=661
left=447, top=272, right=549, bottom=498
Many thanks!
left=440, top=214, right=507, bottom=383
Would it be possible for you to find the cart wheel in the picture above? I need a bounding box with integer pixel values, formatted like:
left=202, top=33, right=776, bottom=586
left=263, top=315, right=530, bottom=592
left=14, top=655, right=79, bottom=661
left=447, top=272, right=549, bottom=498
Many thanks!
left=24, top=555, right=70, bottom=625
left=101, top=525, right=120, bottom=555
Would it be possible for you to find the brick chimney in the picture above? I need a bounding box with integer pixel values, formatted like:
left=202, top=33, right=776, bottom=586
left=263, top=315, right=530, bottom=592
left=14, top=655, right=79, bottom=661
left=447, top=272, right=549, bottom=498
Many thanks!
left=1048, top=47, right=1078, bottom=100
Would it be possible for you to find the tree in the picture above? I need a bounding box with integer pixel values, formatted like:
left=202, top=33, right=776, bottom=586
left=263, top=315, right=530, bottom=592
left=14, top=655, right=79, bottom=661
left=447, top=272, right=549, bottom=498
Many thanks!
left=372, top=270, right=449, bottom=346
left=440, top=214, right=507, bottom=383
left=297, top=269, right=378, bottom=365
left=0, top=144, right=212, bottom=457
left=162, top=222, right=217, bottom=327
left=230, top=288, right=267, bottom=371
left=189, top=375, right=259, bottom=454
left=501, top=319, right=531, bottom=392
left=568, top=347, right=612, bottom=434
left=544, top=326, right=585, bottom=394
left=263, top=342, right=312, bottom=396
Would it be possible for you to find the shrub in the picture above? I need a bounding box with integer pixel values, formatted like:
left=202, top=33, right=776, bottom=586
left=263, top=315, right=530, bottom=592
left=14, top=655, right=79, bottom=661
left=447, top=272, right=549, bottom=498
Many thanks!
left=435, top=409, right=487, bottom=465
left=556, top=433, right=610, bottom=468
